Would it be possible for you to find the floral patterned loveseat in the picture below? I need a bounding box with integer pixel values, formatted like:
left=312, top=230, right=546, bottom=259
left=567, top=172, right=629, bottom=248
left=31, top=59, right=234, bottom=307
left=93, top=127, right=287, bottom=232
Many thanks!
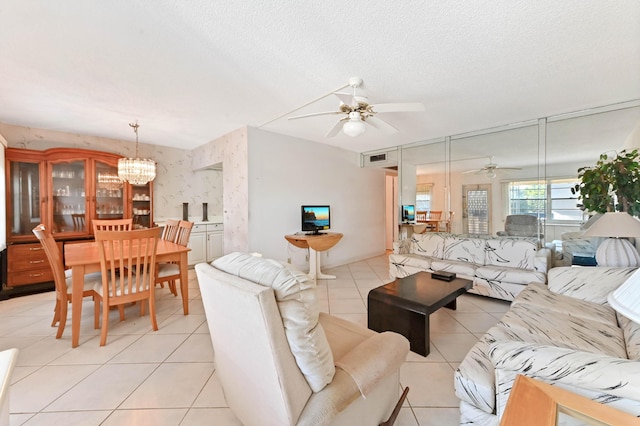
left=389, top=233, right=551, bottom=301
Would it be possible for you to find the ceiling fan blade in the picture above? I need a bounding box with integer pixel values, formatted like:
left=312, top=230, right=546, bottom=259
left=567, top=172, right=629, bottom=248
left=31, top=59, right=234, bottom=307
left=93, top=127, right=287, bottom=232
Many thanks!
left=325, top=118, right=348, bottom=138
left=370, top=102, right=425, bottom=113
left=333, top=92, right=355, bottom=106
left=495, top=166, right=522, bottom=171
left=288, top=110, right=342, bottom=120
left=462, top=169, right=483, bottom=174
left=366, top=116, right=398, bottom=135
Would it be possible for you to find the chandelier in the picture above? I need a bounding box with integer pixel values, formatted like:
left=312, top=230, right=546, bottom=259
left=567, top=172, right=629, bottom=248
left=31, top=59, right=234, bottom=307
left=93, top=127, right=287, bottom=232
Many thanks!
left=118, top=122, right=156, bottom=185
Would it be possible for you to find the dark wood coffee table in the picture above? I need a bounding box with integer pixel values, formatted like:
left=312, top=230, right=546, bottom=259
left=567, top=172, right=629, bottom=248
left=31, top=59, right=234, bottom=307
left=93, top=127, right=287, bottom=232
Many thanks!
left=368, top=272, right=473, bottom=356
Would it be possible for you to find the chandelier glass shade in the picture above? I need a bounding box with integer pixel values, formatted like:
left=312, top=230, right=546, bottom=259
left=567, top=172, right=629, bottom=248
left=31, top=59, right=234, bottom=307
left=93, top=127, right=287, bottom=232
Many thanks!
left=118, top=122, right=156, bottom=185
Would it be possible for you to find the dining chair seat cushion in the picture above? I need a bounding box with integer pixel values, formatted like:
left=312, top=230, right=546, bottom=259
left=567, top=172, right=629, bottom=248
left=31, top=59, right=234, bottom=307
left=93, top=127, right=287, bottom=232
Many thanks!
left=93, top=279, right=149, bottom=297
left=64, top=269, right=102, bottom=293
left=156, top=263, right=179, bottom=278
left=212, top=252, right=335, bottom=392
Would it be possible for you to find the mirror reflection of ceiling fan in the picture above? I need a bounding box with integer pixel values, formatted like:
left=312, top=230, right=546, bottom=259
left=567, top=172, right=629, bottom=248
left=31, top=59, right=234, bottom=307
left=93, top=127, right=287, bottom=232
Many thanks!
left=462, top=156, right=522, bottom=178
left=288, top=77, right=425, bottom=138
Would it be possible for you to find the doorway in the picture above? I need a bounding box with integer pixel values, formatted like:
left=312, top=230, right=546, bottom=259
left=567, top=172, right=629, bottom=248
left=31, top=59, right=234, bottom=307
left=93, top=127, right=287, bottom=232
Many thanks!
left=462, top=184, right=491, bottom=235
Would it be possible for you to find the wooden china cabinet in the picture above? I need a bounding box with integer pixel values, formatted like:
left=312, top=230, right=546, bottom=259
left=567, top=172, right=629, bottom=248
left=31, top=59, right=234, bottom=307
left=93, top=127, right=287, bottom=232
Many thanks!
left=4, top=147, right=154, bottom=294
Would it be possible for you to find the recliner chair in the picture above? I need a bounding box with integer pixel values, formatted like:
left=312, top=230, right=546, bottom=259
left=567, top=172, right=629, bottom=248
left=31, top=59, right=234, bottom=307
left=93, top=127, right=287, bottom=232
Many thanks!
left=497, top=214, right=543, bottom=239
left=196, top=252, right=409, bottom=426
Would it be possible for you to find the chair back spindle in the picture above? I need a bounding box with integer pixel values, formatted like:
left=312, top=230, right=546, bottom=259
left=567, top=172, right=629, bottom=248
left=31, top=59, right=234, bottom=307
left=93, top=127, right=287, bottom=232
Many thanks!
left=92, top=218, right=133, bottom=233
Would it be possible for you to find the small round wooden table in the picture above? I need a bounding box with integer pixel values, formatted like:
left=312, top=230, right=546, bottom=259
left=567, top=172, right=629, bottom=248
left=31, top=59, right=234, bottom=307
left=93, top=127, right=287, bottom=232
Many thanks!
left=284, top=232, right=343, bottom=280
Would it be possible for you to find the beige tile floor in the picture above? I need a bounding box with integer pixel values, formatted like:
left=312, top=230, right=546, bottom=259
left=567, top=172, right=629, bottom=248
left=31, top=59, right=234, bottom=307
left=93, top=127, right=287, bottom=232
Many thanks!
left=1, top=255, right=510, bottom=425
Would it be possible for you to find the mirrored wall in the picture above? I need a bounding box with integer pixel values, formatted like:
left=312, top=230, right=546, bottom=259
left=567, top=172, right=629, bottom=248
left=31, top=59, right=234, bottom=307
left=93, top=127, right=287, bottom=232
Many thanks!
left=380, top=101, right=640, bottom=243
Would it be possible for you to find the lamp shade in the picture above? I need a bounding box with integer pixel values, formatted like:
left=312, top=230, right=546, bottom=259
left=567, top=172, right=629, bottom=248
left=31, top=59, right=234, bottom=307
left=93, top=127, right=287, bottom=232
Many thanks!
left=609, top=268, right=640, bottom=323
left=582, top=212, right=640, bottom=238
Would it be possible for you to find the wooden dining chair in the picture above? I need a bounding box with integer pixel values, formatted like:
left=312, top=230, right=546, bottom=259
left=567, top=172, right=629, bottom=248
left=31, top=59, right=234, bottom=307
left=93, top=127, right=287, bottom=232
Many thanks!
left=94, top=227, right=161, bottom=346
left=425, top=211, right=442, bottom=232
left=32, top=224, right=101, bottom=339
left=156, top=220, right=193, bottom=296
left=71, top=214, right=85, bottom=232
left=155, top=219, right=181, bottom=292
left=92, top=218, right=133, bottom=233
left=161, top=219, right=180, bottom=242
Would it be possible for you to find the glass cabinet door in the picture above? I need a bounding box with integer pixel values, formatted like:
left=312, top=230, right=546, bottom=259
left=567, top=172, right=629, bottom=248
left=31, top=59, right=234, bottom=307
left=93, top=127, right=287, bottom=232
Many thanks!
left=8, top=160, right=42, bottom=238
left=95, top=161, right=124, bottom=221
left=131, top=183, right=152, bottom=229
left=51, top=160, right=87, bottom=234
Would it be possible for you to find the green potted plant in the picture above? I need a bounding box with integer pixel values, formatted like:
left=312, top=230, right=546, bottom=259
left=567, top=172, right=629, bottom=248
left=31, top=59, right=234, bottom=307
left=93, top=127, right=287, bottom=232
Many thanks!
left=572, top=149, right=640, bottom=216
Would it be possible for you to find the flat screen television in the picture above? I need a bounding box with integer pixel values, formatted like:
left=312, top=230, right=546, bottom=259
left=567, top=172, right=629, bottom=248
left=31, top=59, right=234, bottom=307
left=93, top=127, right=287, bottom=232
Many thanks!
left=301, top=205, right=330, bottom=234
left=402, top=205, right=415, bottom=222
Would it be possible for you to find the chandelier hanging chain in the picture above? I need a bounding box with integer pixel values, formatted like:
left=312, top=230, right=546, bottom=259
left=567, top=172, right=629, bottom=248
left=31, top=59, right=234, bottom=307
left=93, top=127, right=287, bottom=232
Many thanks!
left=129, top=122, right=140, bottom=158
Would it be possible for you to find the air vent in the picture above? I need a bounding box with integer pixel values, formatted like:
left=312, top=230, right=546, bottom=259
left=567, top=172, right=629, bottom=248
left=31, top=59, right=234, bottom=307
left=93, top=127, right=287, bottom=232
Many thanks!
left=369, top=154, right=387, bottom=162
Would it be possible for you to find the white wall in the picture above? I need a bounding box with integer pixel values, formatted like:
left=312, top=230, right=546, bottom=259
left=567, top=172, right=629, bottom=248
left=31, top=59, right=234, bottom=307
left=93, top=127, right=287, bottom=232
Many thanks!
left=246, top=127, right=387, bottom=269
left=191, top=127, right=249, bottom=254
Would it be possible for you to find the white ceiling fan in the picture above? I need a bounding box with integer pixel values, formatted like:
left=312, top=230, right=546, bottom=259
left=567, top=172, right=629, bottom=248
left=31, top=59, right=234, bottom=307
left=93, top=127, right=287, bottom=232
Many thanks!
left=462, top=156, right=522, bottom=178
left=288, top=77, right=425, bottom=138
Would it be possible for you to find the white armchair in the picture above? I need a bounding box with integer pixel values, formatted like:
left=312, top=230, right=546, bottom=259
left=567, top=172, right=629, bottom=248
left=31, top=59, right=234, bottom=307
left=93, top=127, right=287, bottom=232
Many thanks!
left=0, top=348, right=18, bottom=426
left=195, top=253, right=409, bottom=426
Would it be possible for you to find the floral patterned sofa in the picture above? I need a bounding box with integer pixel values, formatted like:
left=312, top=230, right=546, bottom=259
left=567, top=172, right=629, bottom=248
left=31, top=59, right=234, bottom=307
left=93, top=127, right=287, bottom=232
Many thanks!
left=389, top=233, right=551, bottom=301
left=455, top=266, right=640, bottom=425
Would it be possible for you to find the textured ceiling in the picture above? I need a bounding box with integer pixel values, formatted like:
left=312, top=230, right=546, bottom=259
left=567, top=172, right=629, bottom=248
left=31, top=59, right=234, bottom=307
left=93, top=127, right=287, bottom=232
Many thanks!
left=0, top=1, right=639, bottom=153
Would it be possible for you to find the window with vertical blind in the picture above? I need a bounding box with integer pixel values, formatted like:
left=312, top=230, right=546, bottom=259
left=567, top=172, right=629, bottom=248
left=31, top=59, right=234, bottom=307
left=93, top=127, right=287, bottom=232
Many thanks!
left=505, top=178, right=583, bottom=222
left=416, top=183, right=433, bottom=211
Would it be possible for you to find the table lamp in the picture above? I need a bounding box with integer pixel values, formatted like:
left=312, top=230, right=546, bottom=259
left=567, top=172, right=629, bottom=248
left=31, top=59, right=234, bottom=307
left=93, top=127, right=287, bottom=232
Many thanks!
left=609, top=267, right=640, bottom=323
left=582, top=212, right=640, bottom=267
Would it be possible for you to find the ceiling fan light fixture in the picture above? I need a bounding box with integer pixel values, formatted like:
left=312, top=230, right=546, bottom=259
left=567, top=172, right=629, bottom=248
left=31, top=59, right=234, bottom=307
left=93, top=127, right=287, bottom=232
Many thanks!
left=486, top=170, right=497, bottom=179
left=342, top=111, right=366, bottom=137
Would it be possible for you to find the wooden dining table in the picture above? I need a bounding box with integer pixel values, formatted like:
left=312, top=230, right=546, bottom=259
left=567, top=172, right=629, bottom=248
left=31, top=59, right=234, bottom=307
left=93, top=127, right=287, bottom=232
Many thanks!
left=64, top=239, right=191, bottom=347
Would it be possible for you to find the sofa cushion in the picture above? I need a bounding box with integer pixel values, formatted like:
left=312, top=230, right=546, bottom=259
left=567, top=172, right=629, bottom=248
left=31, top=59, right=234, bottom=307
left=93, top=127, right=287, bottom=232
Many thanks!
left=470, top=278, right=525, bottom=301
left=499, top=304, right=627, bottom=358
left=388, top=253, right=433, bottom=273
left=484, top=239, right=537, bottom=270
left=431, top=259, right=477, bottom=279
left=475, top=265, right=546, bottom=286
left=213, top=252, right=335, bottom=392
left=411, top=233, right=445, bottom=258
left=512, top=282, right=618, bottom=325
left=442, top=236, right=486, bottom=265
left=547, top=266, right=637, bottom=305
left=618, top=314, right=640, bottom=361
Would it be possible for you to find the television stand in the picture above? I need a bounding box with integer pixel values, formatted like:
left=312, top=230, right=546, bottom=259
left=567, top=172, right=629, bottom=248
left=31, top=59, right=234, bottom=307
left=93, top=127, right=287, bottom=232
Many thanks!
left=284, top=232, right=343, bottom=280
